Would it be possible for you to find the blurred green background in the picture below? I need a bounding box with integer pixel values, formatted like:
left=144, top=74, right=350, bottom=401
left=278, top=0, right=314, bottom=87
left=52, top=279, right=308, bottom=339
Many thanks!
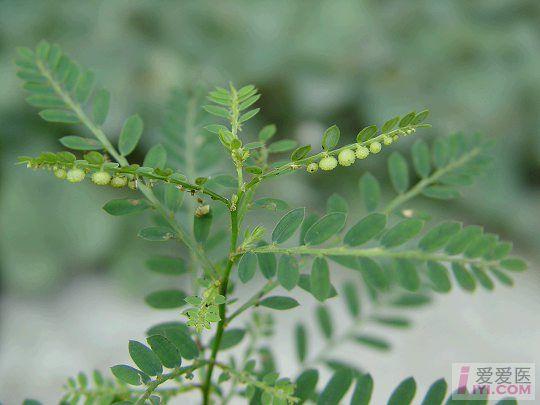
left=1, top=0, right=539, bottom=403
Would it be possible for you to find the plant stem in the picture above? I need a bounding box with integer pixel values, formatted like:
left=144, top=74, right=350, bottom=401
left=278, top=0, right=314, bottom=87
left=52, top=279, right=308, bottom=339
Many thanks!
left=245, top=245, right=496, bottom=267
left=383, top=146, right=482, bottom=214
left=226, top=279, right=279, bottom=326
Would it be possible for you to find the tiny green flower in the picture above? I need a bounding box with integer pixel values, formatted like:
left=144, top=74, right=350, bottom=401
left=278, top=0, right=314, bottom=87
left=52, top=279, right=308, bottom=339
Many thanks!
left=338, top=149, right=356, bottom=166
left=306, top=162, right=318, bottom=173
left=369, top=141, right=382, bottom=154
left=319, top=156, right=338, bottom=171
left=355, top=146, right=369, bottom=159
left=66, top=168, right=85, bottom=183
left=92, top=171, right=111, bottom=186
left=54, top=168, right=67, bottom=179
left=110, top=175, right=128, bottom=188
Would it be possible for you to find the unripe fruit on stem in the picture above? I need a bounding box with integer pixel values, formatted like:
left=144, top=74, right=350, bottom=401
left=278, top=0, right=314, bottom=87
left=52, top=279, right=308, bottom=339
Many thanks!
left=319, top=156, right=338, bottom=171
left=355, top=146, right=369, bottom=159
left=66, top=168, right=85, bottom=183
left=393, top=135, right=399, bottom=141
left=383, top=136, right=393, bottom=145
left=54, top=168, right=67, bottom=179
left=92, top=171, right=111, bottom=186
left=369, top=141, right=382, bottom=154
left=306, top=162, right=318, bottom=173
left=128, top=180, right=138, bottom=190
left=338, top=149, right=356, bottom=166
left=110, top=176, right=128, bottom=188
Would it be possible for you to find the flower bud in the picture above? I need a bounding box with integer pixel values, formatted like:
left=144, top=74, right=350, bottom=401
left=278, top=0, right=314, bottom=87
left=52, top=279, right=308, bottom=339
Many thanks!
left=319, top=156, right=338, bottom=171
left=306, top=162, right=318, bottom=173
left=92, top=171, right=111, bottom=186
left=369, top=141, right=382, bottom=154
left=110, top=175, right=128, bottom=188
left=355, top=146, right=369, bottom=159
left=66, top=168, right=85, bottom=183
left=338, top=149, right=356, bottom=166
left=54, top=168, right=67, bottom=179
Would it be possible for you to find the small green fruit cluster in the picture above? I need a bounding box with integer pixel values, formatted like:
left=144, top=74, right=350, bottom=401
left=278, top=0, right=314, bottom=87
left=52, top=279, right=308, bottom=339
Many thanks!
left=53, top=167, right=131, bottom=188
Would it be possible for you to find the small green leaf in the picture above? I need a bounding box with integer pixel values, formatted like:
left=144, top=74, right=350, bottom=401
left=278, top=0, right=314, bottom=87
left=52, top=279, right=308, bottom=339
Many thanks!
left=445, top=226, right=483, bottom=255
left=267, top=139, right=298, bottom=153
left=203, top=105, right=229, bottom=118
left=257, top=250, right=277, bottom=279
left=239, top=108, right=260, bottom=123
left=421, top=378, right=447, bottom=405
left=110, top=365, right=144, bottom=386
left=356, top=125, right=378, bottom=142
left=382, top=116, right=400, bottom=132
left=371, top=315, right=411, bottom=328
left=295, top=323, right=307, bottom=363
left=342, top=282, right=360, bottom=318
left=490, top=268, right=514, bottom=286
left=411, top=140, right=431, bottom=178
left=238, top=252, right=258, bottom=283
left=146, top=335, right=181, bottom=369
left=291, top=145, right=312, bottom=161
left=322, top=125, right=340, bottom=150
left=164, top=329, right=199, bottom=359
left=433, top=138, right=449, bottom=168
left=422, top=185, right=460, bottom=200
left=272, top=207, right=305, bottom=244
left=311, top=257, right=331, bottom=302
left=471, top=265, right=494, bottom=290
left=412, top=109, right=429, bottom=124
left=426, top=261, right=452, bottom=293
left=260, top=296, right=299, bottom=310
left=344, top=213, right=386, bottom=246
left=316, top=306, right=333, bottom=339
left=194, top=208, right=213, bottom=244
left=26, top=94, right=64, bottom=108
left=350, top=374, right=374, bottom=405
left=388, top=152, right=409, bottom=194
left=145, top=256, right=187, bottom=276
left=75, top=70, right=95, bottom=103
left=93, top=88, right=110, bottom=126
left=451, top=263, right=476, bottom=292
left=317, top=369, right=353, bottom=405
left=103, top=199, right=150, bottom=216
left=128, top=340, right=162, bottom=376
left=381, top=219, right=424, bottom=248
left=259, top=124, right=276, bottom=142
left=399, top=112, right=416, bottom=127
left=304, top=212, right=347, bottom=245
left=300, top=213, right=319, bottom=245
left=500, top=257, right=526, bottom=272
left=359, top=173, right=380, bottom=212
left=295, top=369, right=319, bottom=402
left=388, top=377, right=416, bottom=405
left=119, top=115, right=143, bottom=156
left=278, top=255, right=300, bottom=291
left=394, top=259, right=420, bottom=291
left=326, top=193, right=348, bottom=214
left=59, top=136, right=102, bottom=151
left=39, top=109, right=79, bottom=123
left=143, top=143, right=167, bottom=169
left=354, top=334, right=391, bottom=351
left=145, top=289, right=187, bottom=309
left=138, top=226, right=174, bottom=241
left=253, top=197, right=289, bottom=211
left=357, top=257, right=389, bottom=290
left=418, top=221, right=461, bottom=252
left=210, top=328, right=245, bottom=350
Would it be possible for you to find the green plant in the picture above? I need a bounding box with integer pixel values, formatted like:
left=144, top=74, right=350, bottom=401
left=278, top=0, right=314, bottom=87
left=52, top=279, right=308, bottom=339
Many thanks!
left=16, top=41, right=526, bottom=405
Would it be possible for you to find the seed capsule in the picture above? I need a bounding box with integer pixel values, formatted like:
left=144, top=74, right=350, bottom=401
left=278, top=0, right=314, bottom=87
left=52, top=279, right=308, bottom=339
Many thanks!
left=369, top=141, right=382, bottom=154
left=319, top=156, right=338, bottom=171
left=128, top=180, right=138, bottom=190
left=110, top=175, right=128, bottom=188
left=383, top=136, right=393, bottom=145
left=306, top=162, right=319, bottom=173
left=66, top=168, right=85, bottom=183
left=54, top=168, right=67, bottom=179
left=355, top=146, right=369, bottom=159
left=338, top=149, right=356, bottom=166
left=92, top=171, right=111, bottom=186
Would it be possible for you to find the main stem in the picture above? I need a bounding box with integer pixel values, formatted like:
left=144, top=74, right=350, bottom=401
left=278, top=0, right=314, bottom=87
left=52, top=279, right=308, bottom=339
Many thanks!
left=202, top=207, right=239, bottom=404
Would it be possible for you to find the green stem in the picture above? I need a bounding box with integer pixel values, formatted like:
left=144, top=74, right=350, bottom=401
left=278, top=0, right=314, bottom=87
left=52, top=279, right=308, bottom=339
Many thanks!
left=383, top=146, right=482, bottom=214
left=134, top=362, right=206, bottom=405
left=245, top=245, right=496, bottom=266
left=225, top=280, right=279, bottom=326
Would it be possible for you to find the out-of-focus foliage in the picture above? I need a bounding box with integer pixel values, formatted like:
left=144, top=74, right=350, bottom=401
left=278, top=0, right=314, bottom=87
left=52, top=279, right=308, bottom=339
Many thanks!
left=1, top=0, right=540, bottom=294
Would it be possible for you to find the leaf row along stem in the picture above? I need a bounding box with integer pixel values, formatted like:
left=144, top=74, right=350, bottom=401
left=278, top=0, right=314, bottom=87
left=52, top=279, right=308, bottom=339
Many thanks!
left=244, top=123, right=430, bottom=190
left=383, top=145, right=483, bottom=214
left=242, top=246, right=498, bottom=267
left=33, top=54, right=221, bottom=275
